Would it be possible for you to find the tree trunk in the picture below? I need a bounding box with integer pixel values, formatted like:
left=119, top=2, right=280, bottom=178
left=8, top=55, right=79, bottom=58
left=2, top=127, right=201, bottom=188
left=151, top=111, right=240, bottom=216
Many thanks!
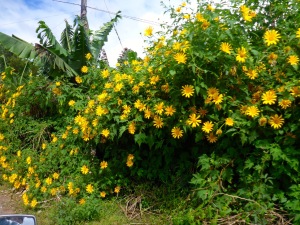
left=81, top=0, right=89, bottom=32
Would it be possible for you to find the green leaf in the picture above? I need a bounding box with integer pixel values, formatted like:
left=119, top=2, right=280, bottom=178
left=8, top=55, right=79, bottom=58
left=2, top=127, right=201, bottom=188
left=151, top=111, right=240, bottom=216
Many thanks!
left=195, top=86, right=200, bottom=95
left=118, top=126, right=127, bottom=138
left=0, top=32, right=37, bottom=62
left=244, top=159, right=254, bottom=169
left=90, top=12, right=121, bottom=61
left=169, top=70, right=176, bottom=76
left=134, top=133, right=147, bottom=146
left=195, top=132, right=203, bottom=143
left=240, top=133, right=247, bottom=145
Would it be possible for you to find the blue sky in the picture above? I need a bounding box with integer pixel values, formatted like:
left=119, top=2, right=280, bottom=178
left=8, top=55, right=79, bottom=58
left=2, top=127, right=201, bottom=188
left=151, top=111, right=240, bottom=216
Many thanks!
left=23, top=0, right=45, bottom=9
left=0, top=0, right=194, bottom=65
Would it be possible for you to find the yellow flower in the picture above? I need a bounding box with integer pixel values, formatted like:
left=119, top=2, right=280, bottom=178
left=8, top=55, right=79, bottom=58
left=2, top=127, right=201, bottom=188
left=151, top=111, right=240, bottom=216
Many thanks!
left=236, top=47, right=247, bottom=62
left=196, top=13, right=205, bottom=22
left=114, top=186, right=121, bottom=194
left=278, top=99, right=292, bottom=109
left=220, top=42, right=232, bottom=54
left=81, top=165, right=89, bottom=175
left=81, top=66, right=88, bottom=73
left=206, top=133, right=217, bottom=143
left=290, top=86, right=300, bottom=97
left=28, top=167, right=34, bottom=174
left=269, top=114, right=284, bottom=129
left=79, top=198, right=86, bottom=205
left=53, top=172, right=59, bottom=180
left=287, top=55, right=299, bottom=65
left=202, top=121, right=214, bottom=133
left=68, top=100, right=75, bottom=106
left=225, top=118, right=234, bottom=126
left=262, top=90, right=277, bottom=105
left=144, top=108, right=152, bottom=119
left=268, top=52, right=278, bottom=62
left=52, top=87, right=61, bottom=95
left=73, top=128, right=79, bottom=134
left=100, top=161, right=108, bottom=169
left=127, top=154, right=134, bottom=161
left=86, top=184, right=94, bottom=194
left=154, top=102, right=164, bottom=115
left=45, top=177, right=52, bottom=185
left=207, top=4, right=215, bottom=11
left=149, top=75, right=160, bottom=85
left=85, top=53, right=92, bottom=60
left=144, top=26, right=153, bottom=36
left=88, top=100, right=95, bottom=108
left=26, top=156, right=31, bottom=165
left=213, top=94, right=223, bottom=105
left=187, top=114, right=201, bottom=128
left=264, top=30, right=281, bottom=46
left=183, top=14, right=190, bottom=20
left=30, top=199, right=38, bottom=208
left=75, top=76, right=82, bottom=84
left=245, top=69, right=258, bottom=80
left=101, top=69, right=109, bottom=78
left=207, top=87, right=219, bottom=97
left=296, top=28, right=300, bottom=38
left=100, top=191, right=106, bottom=198
left=101, top=129, right=110, bottom=137
left=55, top=81, right=61, bottom=86
left=258, top=117, right=267, bottom=126
left=50, top=188, right=57, bottom=196
left=174, top=52, right=187, bottom=64
left=240, top=5, right=249, bottom=14
left=128, top=122, right=136, bottom=134
left=171, top=127, right=183, bottom=139
left=165, top=105, right=176, bottom=116
left=216, top=129, right=222, bottom=135
left=96, top=106, right=107, bottom=116
left=181, top=85, right=194, bottom=98
left=153, top=116, right=164, bottom=128
left=126, top=160, right=134, bottom=167
left=246, top=106, right=260, bottom=117
left=201, top=20, right=210, bottom=30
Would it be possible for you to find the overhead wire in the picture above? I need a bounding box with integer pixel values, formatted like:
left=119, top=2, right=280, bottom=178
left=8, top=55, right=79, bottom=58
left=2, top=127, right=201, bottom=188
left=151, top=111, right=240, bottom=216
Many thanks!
left=0, top=11, right=79, bottom=27
left=103, top=0, right=123, bottom=48
left=52, top=0, right=162, bottom=26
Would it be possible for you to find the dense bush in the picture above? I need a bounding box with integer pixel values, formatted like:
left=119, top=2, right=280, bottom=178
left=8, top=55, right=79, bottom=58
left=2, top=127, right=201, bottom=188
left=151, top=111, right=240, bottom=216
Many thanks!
left=1, top=0, right=300, bottom=223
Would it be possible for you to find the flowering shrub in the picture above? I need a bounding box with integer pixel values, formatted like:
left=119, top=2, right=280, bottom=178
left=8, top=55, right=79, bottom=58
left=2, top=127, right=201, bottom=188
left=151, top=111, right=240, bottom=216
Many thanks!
left=1, top=0, right=300, bottom=223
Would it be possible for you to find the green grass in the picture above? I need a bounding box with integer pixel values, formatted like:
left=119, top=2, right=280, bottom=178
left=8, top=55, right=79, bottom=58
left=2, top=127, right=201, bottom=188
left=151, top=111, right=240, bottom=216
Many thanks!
left=1, top=182, right=185, bottom=225
left=30, top=199, right=171, bottom=225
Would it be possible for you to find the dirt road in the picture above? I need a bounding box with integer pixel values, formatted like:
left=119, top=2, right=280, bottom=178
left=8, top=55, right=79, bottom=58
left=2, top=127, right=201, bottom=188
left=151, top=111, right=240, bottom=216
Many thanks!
left=0, top=185, right=21, bottom=214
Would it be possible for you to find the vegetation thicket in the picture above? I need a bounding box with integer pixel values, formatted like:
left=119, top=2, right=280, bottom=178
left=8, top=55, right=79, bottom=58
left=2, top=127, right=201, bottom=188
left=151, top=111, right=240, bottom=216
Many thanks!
left=1, top=0, right=300, bottom=224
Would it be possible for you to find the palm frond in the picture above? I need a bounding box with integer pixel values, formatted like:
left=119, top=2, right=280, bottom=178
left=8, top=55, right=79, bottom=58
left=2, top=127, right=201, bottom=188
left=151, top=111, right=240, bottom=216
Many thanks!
left=36, top=21, right=68, bottom=57
left=90, top=11, right=122, bottom=61
left=69, top=16, right=91, bottom=73
left=36, top=43, right=78, bottom=77
left=60, top=20, right=74, bottom=52
left=0, top=32, right=37, bottom=61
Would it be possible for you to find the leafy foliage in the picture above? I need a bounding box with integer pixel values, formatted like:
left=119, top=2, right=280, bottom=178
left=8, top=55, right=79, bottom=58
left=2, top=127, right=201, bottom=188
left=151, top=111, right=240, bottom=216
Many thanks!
left=0, top=0, right=300, bottom=224
left=0, top=13, right=121, bottom=78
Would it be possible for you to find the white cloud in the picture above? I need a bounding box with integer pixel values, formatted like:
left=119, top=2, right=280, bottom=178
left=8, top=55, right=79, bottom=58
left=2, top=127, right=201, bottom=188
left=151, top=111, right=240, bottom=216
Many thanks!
left=0, top=0, right=188, bottom=66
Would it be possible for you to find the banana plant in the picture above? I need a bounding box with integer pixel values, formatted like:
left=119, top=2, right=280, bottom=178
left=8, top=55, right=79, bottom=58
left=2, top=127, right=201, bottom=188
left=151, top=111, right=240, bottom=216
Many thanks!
left=0, top=11, right=121, bottom=78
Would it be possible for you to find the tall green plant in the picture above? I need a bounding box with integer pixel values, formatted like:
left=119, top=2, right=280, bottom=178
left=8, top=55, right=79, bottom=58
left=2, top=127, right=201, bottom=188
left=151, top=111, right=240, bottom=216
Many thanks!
left=0, top=12, right=121, bottom=78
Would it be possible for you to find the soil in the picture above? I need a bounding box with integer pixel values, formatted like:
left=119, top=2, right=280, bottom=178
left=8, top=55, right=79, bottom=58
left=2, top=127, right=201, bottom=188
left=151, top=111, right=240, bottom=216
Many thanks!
left=0, top=185, right=22, bottom=214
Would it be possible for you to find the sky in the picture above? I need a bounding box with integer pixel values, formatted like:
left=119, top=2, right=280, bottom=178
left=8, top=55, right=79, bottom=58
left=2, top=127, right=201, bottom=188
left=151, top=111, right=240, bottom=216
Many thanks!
left=0, top=0, right=191, bottom=66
